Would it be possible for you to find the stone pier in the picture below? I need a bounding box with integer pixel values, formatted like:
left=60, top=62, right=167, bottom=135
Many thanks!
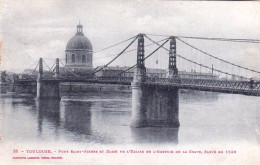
left=144, top=84, right=179, bottom=127
left=131, top=82, right=148, bottom=127
left=37, top=80, right=61, bottom=100
left=131, top=83, right=179, bottom=128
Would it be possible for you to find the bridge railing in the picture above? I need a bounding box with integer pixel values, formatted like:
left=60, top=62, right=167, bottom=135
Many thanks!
left=180, top=78, right=260, bottom=91
left=145, top=77, right=260, bottom=93
left=92, top=77, right=133, bottom=82
left=54, top=76, right=133, bottom=83
left=17, top=74, right=260, bottom=95
left=146, top=77, right=181, bottom=84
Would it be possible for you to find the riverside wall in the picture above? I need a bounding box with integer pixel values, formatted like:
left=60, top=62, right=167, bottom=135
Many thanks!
left=0, top=82, right=132, bottom=94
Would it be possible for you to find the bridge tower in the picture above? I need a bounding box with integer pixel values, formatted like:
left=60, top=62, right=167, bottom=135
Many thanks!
left=134, top=34, right=146, bottom=83
left=39, top=58, right=43, bottom=78
left=37, top=58, right=61, bottom=100
left=55, top=58, right=60, bottom=77
left=131, top=34, right=179, bottom=128
left=167, top=36, right=178, bottom=78
left=131, top=34, right=148, bottom=127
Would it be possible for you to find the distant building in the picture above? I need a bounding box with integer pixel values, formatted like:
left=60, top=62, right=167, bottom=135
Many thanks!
left=179, top=70, right=219, bottom=80
left=95, top=66, right=167, bottom=78
left=23, top=69, right=36, bottom=75
left=95, top=66, right=219, bottom=80
left=0, top=71, right=18, bottom=83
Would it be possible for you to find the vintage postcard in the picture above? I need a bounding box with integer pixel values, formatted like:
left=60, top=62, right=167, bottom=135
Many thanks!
left=0, top=0, right=260, bottom=164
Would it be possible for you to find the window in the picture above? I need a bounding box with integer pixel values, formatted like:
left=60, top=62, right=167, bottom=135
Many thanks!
left=82, top=55, right=86, bottom=63
left=72, top=54, right=75, bottom=63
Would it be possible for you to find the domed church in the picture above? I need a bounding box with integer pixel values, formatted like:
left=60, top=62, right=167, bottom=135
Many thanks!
left=63, top=23, right=93, bottom=76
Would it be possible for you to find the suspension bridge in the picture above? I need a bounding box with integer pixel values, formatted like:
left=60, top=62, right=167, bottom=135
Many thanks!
left=14, top=33, right=260, bottom=127
left=17, top=33, right=260, bottom=97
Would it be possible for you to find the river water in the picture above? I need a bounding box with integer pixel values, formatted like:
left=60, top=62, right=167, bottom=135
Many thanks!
left=0, top=90, right=259, bottom=146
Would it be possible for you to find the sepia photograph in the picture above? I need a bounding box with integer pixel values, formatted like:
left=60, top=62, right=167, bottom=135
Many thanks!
left=0, top=0, right=260, bottom=164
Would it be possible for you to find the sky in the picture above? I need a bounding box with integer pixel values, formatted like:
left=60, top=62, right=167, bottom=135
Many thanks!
left=0, top=0, right=260, bottom=78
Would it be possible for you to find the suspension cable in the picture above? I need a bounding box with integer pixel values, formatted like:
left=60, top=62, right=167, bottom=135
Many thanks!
left=145, top=35, right=249, bottom=80
left=93, top=37, right=169, bottom=60
left=115, top=38, right=170, bottom=77
left=93, top=35, right=138, bottom=53
left=29, top=61, right=39, bottom=76
left=144, top=39, right=170, bottom=61
left=50, top=61, right=56, bottom=71
left=145, top=33, right=260, bottom=43
left=27, top=60, right=39, bottom=70
left=59, top=61, right=82, bottom=78
left=116, top=64, right=137, bottom=77
left=94, top=36, right=138, bottom=74
left=176, top=37, right=260, bottom=74
left=43, top=59, right=55, bottom=74
left=176, top=53, right=248, bottom=80
left=177, top=36, right=260, bottom=43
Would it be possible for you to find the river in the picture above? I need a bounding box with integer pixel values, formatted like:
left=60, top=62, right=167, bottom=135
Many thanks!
left=0, top=90, right=259, bottom=145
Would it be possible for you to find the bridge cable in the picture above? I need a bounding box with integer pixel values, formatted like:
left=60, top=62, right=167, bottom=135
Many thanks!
left=92, top=36, right=139, bottom=72
left=115, top=38, right=170, bottom=77
left=92, top=38, right=169, bottom=60
left=176, top=53, right=249, bottom=80
left=42, top=59, right=56, bottom=74
left=50, top=61, right=56, bottom=72
left=93, top=35, right=138, bottom=53
left=176, top=37, right=260, bottom=74
left=92, top=38, right=168, bottom=72
left=144, top=35, right=249, bottom=80
left=59, top=61, right=82, bottom=78
left=27, top=60, right=39, bottom=70
left=176, top=36, right=260, bottom=43
left=145, top=33, right=260, bottom=43
left=29, top=61, right=39, bottom=76
left=93, top=36, right=138, bottom=74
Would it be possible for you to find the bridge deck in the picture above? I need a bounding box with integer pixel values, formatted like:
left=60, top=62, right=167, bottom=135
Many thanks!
left=17, top=76, right=260, bottom=96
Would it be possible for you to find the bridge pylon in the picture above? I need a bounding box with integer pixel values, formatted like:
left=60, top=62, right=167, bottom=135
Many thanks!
left=38, top=58, right=43, bottom=80
left=167, top=36, right=178, bottom=78
left=133, top=33, right=146, bottom=83
left=37, top=58, right=61, bottom=100
left=131, top=33, right=147, bottom=128
left=55, top=58, right=60, bottom=77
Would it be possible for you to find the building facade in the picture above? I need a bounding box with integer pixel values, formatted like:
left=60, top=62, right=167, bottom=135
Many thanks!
left=95, top=66, right=219, bottom=80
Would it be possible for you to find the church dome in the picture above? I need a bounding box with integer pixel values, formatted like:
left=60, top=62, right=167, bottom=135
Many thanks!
left=66, top=24, right=92, bottom=51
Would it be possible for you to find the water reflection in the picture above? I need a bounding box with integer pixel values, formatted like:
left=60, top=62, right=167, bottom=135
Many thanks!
left=179, top=90, right=218, bottom=103
left=33, top=94, right=179, bottom=144
left=63, top=101, right=92, bottom=135
left=36, top=100, right=60, bottom=136
left=131, top=127, right=179, bottom=144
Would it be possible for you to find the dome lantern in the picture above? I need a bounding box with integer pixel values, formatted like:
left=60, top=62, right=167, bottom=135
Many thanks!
left=76, top=23, right=84, bottom=35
